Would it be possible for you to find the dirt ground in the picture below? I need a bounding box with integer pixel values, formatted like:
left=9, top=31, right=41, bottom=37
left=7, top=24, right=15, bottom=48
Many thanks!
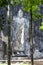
left=34, top=61, right=43, bottom=65
left=0, top=59, right=43, bottom=65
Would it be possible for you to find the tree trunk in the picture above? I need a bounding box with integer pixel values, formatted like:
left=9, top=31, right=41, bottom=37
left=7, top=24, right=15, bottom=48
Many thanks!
left=7, top=1, right=13, bottom=65
left=7, top=5, right=11, bottom=65
left=29, top=6, right=34, bottom=65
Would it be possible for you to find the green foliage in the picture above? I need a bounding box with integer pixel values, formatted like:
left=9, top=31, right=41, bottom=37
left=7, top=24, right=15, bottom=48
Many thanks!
left=40, top=22, right=43, bottom=30
left=32, top=12, right=42, bottom=21
left=41, top=22, right=43, bottom=25
left=21, top=0, right=43, bottom=25
left=13, top=0, right=20, bottom=6
left=41, top=0, right=43, bottom=4
left=39, top=25, right=43, bottom=30
left=13, top=0, right=23, bottom=6
left=0, top=0, right=8, bottom=7
left=22, top=0, right=41, bottom=12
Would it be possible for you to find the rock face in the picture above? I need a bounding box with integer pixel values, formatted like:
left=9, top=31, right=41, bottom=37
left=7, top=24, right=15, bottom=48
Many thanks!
left=0, top=37, right=3, bottom=60
left=0, top=5, right=43, bottom=60
left=33, top=49, right=43, bottom=58
left=11, top=6, right=43, bottom=59
left=0, top=7, right=8, bottom=60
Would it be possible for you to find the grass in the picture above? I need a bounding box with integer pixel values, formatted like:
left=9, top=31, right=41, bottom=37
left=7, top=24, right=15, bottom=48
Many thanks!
left=0, top=62, right=31, bottom=65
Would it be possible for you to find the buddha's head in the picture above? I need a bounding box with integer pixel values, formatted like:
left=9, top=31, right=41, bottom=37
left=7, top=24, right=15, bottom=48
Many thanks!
left=17, top=9, right=23, bottom=18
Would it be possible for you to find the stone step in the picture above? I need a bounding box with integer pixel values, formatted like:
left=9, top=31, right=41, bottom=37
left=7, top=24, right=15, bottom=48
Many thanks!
left=12, top=54, right=28, bottom=57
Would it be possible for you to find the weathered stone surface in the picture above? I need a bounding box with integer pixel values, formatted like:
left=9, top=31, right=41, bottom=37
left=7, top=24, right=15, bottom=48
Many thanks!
left=0, top=5, right=43, bottom=60
left=33, top=49, right=43, bottom=58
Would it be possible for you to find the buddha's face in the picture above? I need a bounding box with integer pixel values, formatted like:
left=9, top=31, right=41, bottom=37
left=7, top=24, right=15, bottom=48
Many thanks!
left=18, top=9, right=23, bottom=18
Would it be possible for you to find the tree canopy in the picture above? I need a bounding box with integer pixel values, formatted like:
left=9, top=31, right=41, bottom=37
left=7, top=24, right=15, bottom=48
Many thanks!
left=0, top=0, right=8, bottom=7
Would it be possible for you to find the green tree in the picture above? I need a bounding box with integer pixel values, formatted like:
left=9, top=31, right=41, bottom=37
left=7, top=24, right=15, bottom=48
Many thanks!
left=21, top=0, right=43, bottom=65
